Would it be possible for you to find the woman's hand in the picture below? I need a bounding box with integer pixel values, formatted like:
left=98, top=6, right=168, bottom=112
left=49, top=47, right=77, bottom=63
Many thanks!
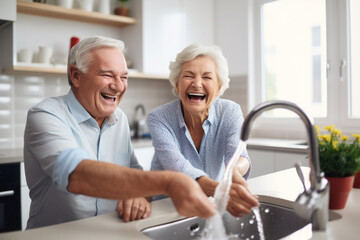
left=117, top=197, right=151, bottom=222
left=196, top=161, right=259, bottom=217
left=227, top=169, right=259, bottom=217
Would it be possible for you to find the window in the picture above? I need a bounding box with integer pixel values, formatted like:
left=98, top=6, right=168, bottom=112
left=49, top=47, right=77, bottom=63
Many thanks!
left=251, top=0, right=359, bottom=134
left=349, top=0, right=360, bottom=118
left=261, top=0, right=326, bottom=118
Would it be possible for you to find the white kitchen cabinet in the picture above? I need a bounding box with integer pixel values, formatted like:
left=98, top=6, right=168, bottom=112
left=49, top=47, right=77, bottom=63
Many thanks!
left=274, top=152, right=308, bottom=172
left=141, top=0, right=214, bottom=74
left=20, top=162, right=30, bottom=230
left=247, top=149, right=275, bottom=178
left=248, top=149, right=308, bottom=178
left=0, top=0, right=16, bottom=22
left=134, top=146, right=154, bottom=171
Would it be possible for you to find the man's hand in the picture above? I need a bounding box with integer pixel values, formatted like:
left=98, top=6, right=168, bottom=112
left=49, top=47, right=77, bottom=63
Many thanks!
left=117, top=197, right=151, bottom=222
left=166, top=172, right=216, bottom=219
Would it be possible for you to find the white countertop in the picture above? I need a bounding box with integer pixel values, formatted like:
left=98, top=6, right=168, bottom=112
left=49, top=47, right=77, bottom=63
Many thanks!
left=1, top=167, right=359, bottom=240
left=0, top=148, right=23, bottom=164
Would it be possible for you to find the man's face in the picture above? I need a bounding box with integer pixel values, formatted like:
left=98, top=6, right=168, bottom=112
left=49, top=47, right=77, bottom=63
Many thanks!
left=70, top=47, right=128, bottom=126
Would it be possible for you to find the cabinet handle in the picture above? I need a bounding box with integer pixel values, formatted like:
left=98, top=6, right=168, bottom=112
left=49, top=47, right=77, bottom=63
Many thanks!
left=0, top=190, right=15, bottom=197
left=326, top=62, right=330, bottom=80
left=339, top=59, right=346, bottom=82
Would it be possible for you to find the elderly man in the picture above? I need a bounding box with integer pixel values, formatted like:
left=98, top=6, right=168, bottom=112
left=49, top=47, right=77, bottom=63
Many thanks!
left=24, top=36, right=215, bottom=229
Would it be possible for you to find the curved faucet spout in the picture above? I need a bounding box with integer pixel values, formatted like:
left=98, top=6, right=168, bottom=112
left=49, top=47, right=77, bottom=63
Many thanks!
left=241, top=100, right=329, bottom=231
left=241, top=100, right=320, bottom=189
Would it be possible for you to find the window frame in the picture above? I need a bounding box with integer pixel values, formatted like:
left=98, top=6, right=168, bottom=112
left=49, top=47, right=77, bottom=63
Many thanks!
left=249, top=0, right=359, bottom=137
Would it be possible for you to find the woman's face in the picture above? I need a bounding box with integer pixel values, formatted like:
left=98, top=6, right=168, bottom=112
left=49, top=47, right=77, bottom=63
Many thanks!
left=176, top=56, right=221, bottom=117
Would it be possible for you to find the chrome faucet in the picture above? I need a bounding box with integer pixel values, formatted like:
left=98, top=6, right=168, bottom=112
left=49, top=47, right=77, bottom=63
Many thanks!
left=240, top=100, right=329, bottom=231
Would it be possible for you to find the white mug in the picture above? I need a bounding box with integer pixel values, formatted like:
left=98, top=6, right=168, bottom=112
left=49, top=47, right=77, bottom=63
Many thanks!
left=97, top=0, right=110, bottom=15
left=38, top=46, right=53, bottom=64
left=76, top=0, right=93, bottom=11
left=55, top=0, right=73, bottom=8
left=18, top=49, right=33, bottom=63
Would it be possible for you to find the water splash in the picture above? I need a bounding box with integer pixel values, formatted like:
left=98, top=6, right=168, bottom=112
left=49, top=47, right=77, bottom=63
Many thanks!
left=200, top=141, right=247, bottom=239
left=214, top=141, right=247, bottom=214
left=253, top=207, right=265, bottom=240
left=199, top=212, right=226, bottom=240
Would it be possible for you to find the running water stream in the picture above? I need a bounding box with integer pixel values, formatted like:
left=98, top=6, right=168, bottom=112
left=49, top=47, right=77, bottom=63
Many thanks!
left=200, top=141, right=265, bottom=240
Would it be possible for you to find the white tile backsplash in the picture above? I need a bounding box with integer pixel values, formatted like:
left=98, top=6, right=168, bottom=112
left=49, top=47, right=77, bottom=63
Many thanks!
left=0, top=73, right=248, bottom=150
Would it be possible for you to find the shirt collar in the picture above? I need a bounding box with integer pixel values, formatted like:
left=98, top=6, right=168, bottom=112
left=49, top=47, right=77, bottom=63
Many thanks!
left=176, top=99, right=216, bottom=129
left=65, top=89, right=118, bottom=126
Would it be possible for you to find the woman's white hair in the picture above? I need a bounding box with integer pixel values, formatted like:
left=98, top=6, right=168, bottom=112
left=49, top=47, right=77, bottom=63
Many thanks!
left=67, top=36, right=126, bottom=86
left=169, top=43, right=230, bottom=97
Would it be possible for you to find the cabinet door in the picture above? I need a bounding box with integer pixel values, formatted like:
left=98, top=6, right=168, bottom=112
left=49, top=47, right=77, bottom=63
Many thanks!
left=0, top=0, right=16, bottom=22
left=143, top=0, right=183, bottom=74
left=134, top=147, right=155, bottom=171
left=247, top=149, right=275, bottom=178
left=142, top=0, right=214, bottom=74
left=182, top=0, right=215, bottom=46
left=274, top=152, right=308, bottom=172
left=20, top=162, right=30, bottom=230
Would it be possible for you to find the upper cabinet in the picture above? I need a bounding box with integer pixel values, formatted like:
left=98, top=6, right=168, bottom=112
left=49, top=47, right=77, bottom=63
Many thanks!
left=141, top=0, right=215, bottom=75
left=0, top=0, right=16, bottom=22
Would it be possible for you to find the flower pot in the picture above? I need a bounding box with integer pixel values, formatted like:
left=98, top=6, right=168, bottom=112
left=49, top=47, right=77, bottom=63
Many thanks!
left=354, top=171, right=360, bottom=188
left=326, top=175, right=354, bottom=210
left=114, top=6, right=129, bottom=16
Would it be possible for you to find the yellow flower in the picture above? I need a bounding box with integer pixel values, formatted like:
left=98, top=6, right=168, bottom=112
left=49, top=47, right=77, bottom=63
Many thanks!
left=315, top=125, right=321, bottom=134
left=332, top=128, right=342, bottom=136
left=341, top=135, right=349, bottom=141
left=318, top=134, right=331, bottom=142
left=332, top=141, right=339, bottom=150
left=324, top=125, right=335, bottom=131
left=317, top=125, right=360, bottom=177
left=353, top=134, right=360, bottom=142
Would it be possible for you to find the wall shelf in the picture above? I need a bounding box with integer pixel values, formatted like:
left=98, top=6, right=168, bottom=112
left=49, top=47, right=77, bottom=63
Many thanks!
left=8, top=2, right=167, bottom=80
left=17, top=1, right=136, bottom=27
left=3, top=65, right=168, bottom=80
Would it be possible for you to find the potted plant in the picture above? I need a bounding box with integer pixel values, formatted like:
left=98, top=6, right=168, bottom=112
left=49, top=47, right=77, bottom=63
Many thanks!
left=316, top=125, right=360, bottom=209
left=114, top=0, right=129, bottom=17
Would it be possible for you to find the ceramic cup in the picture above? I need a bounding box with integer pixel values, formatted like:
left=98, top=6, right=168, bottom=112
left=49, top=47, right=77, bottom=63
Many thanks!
left=18, top=49, right=33, bottom=63
left=97, top=0, right=110, bottom=14
left=70, top=36, right=80, bottom=50
left=55, top=0, right=73, bottom=8
left=76, top=0, right=93, bottom=11
left=38, top=46, right=53, bottom=64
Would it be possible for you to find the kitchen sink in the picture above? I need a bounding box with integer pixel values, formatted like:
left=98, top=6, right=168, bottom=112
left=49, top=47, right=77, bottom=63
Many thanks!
left=141, top=197, right=312, bottom=240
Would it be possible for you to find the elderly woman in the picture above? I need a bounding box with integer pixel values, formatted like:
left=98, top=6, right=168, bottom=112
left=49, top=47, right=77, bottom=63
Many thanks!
left=147, top=44, right=258, bottom=216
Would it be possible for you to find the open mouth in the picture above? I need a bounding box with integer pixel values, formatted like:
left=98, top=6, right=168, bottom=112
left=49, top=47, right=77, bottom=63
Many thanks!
left=101, top=92, right=117, bottom=102
left=187, top=92, right=206, bottom=102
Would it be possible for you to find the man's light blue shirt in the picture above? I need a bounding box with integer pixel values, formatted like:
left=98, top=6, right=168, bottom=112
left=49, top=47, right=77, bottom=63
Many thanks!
left=147, top=99, right=250, bottom=183
left=24, top=90, right=141, bottom=229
